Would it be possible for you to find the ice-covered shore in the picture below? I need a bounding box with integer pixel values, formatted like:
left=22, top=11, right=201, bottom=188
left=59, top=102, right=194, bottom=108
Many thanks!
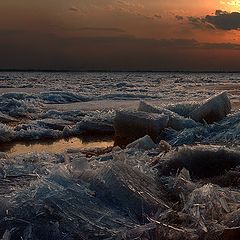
left=1, top=72, right=240, bottom=239
left=1, top=138, right=240, bottom=239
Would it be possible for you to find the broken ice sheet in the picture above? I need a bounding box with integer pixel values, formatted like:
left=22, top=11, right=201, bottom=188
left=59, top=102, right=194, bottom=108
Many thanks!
left=0, top=159, right=137, bottom=239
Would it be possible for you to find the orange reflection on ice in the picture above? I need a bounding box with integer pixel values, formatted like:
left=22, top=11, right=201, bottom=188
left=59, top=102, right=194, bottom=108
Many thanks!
left=3, top=137, right=113, bottom=157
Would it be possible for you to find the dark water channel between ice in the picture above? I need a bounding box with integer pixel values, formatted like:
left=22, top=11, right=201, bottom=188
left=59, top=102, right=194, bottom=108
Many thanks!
left=1, top=136, right=114, bottom=157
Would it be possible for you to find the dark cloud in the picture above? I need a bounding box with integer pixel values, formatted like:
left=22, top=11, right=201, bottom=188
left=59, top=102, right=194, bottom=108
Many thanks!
left=1, top=33, right=240, bottom=71
left=69, top=6, right=79, bottom=12
left=176, top=15, right=184, bottom=21
left=201, top=41, right=240, bottom=50
left=154, top=14, right=162, bottom=19
left=188, top=10, right=240, bottom=30
left=75, top=27, right=126, bottom=33
left=205, top=10, right=240, bottom=30
left=0, top=29, right=25, bottom=37
left=188, top=16, right=215, bottom=29
left=64, top=36, right=240, bottom=50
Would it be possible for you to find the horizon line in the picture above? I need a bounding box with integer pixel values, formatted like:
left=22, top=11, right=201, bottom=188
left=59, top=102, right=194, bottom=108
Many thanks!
left=0, top=69, right=240, bottom=73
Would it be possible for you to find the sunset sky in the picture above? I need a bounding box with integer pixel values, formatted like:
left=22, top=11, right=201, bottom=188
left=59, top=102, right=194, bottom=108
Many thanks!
left=1, top=0, right=240, bottom=71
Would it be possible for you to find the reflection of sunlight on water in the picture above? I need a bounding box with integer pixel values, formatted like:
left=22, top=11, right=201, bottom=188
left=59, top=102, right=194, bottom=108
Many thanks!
left=4, top=137, right=113, bottom=157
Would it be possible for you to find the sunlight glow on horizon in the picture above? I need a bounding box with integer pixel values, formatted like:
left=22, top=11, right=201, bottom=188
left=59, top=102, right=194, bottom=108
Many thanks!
left=220, top=0, right=240, bottom=11
left=0, top=0, right=240, bottom=70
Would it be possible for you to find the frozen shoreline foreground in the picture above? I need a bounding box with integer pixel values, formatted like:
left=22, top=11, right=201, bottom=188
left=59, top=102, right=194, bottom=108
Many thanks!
left=1, top=73, right=240, bottom=239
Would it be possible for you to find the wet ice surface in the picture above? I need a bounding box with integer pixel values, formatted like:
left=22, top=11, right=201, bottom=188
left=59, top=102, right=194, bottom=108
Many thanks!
left=1, top=72, right=240, bottom=239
